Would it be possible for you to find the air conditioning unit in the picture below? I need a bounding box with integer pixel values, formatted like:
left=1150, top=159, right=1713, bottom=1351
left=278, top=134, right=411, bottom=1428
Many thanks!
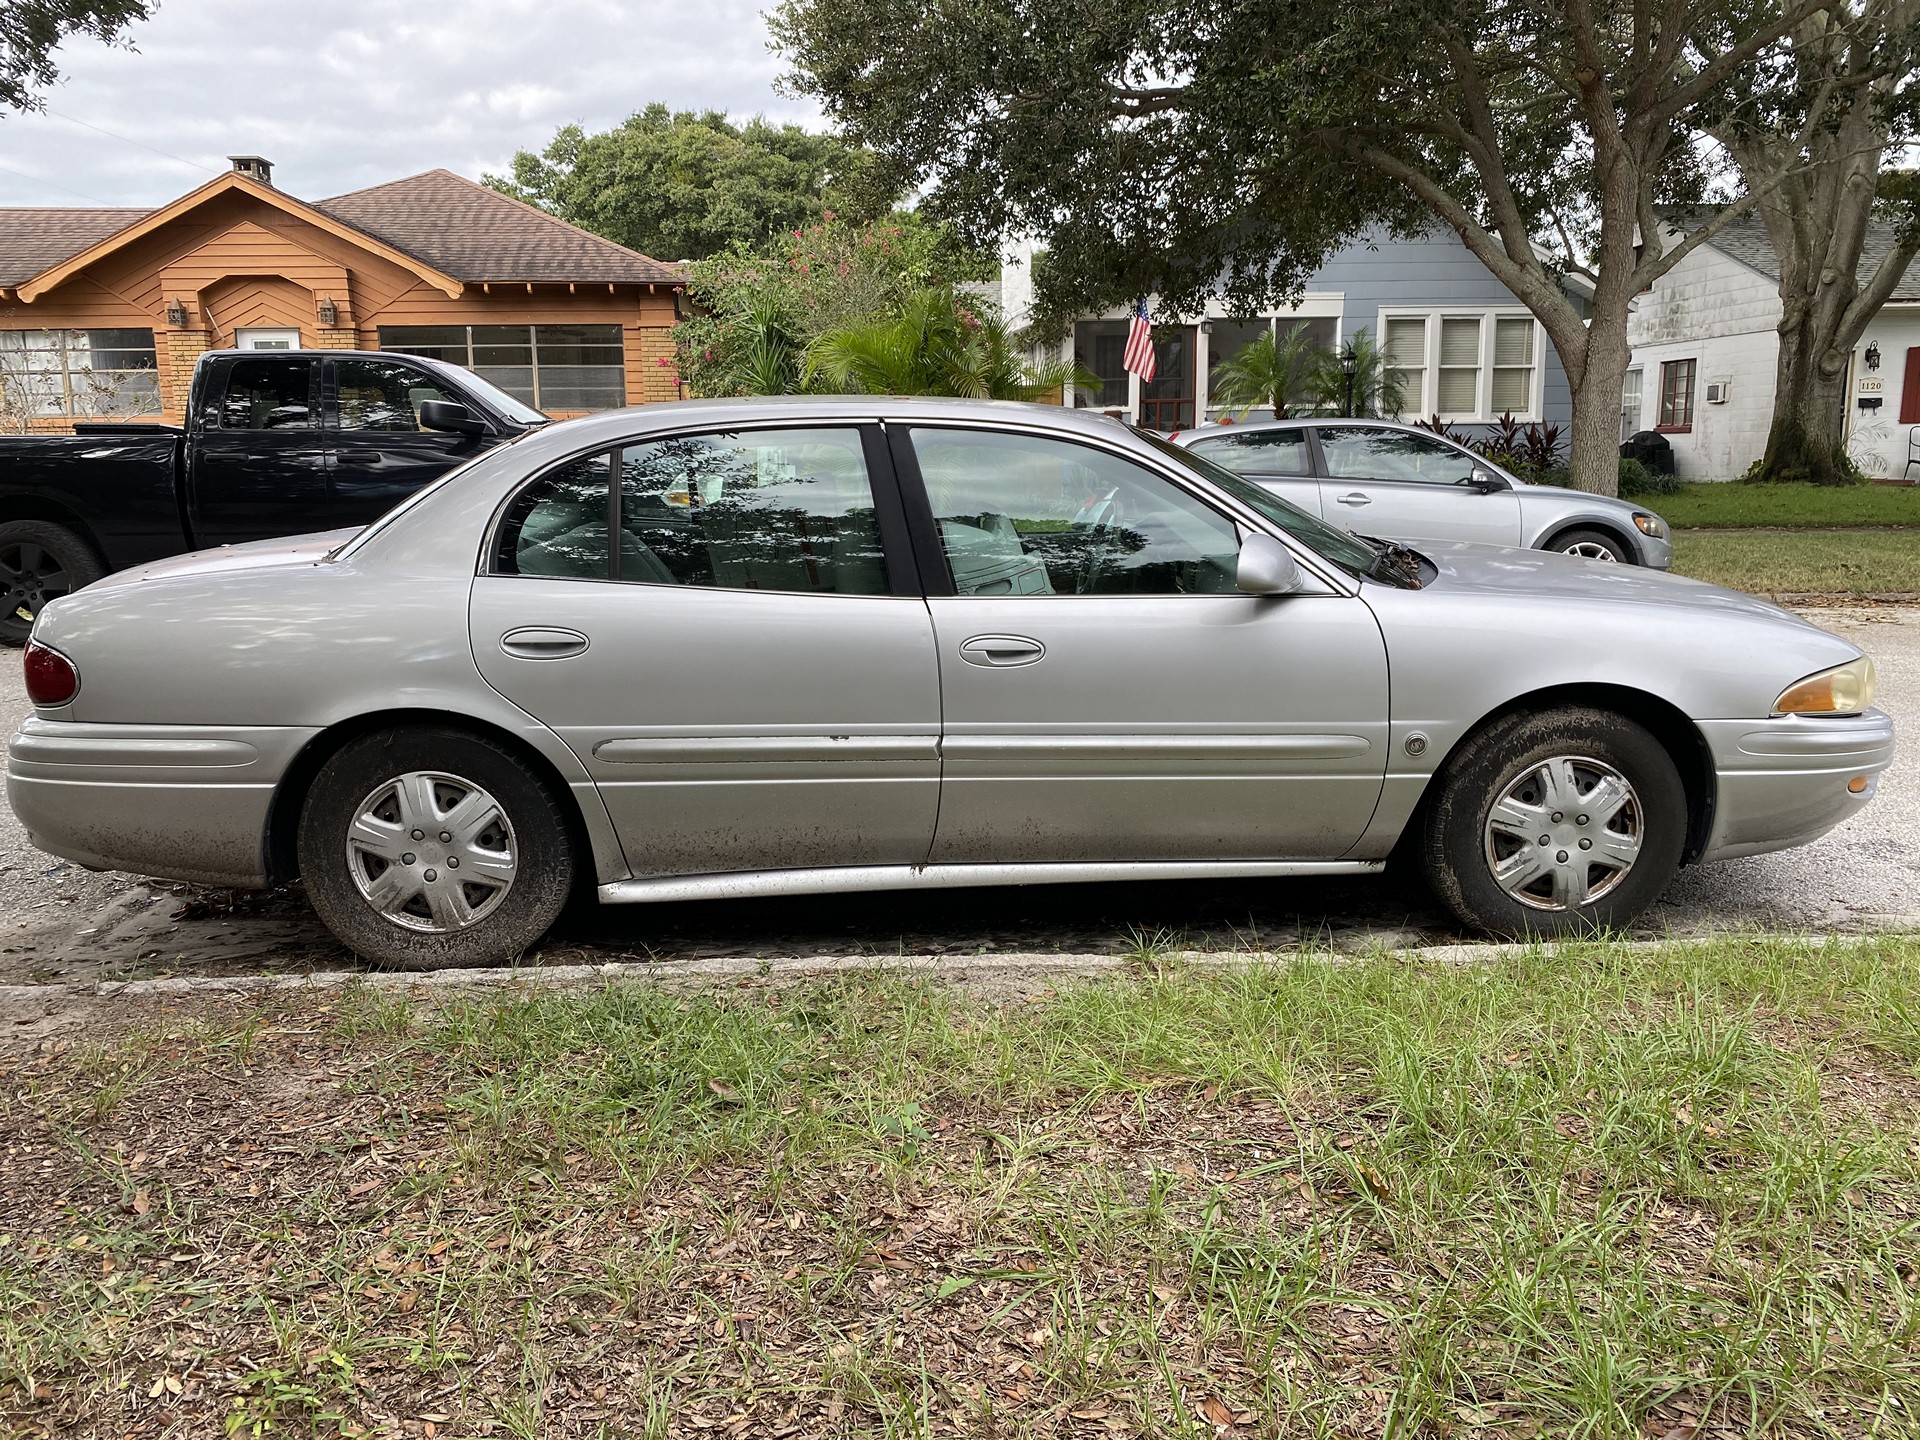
left=1704, top=380, right=1731, bottom=404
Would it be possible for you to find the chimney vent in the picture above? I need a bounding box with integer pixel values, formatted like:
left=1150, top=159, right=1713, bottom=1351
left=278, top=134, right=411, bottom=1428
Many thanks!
left=228, top=155, right=273, bottom=186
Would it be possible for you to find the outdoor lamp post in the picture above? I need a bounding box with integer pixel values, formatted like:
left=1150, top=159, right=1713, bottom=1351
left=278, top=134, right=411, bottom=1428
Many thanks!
left=1340, top=342, right=1359, bottom=418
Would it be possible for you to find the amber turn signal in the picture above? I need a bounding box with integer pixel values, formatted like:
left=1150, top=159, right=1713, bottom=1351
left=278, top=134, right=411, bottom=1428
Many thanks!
left=1849, top=775, right=1870, bottom=794
left=1774, top=657, right=1877, bottom=715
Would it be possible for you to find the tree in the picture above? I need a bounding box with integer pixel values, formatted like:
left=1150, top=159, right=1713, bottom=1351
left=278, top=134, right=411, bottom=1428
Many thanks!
left=486, top=105, right=877, bottom=261
left=0, top=1, right=149, bottom=113
left=773, top=0, right=1858, bottom=496
left=1207, top=324, right=1324, bottom=418
left=1307, top=330, right=1408, bottom=420
left=1709, top=5, right=1920, bottom=484
left=805, top=287, right=1088, bottom=399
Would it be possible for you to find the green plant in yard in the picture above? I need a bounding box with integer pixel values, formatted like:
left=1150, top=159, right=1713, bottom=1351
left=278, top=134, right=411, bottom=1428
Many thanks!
left=803, top=287, right=1090, bottom=400
left=1207, top=324, right=1324, bottom=419
left=1617, top=456, right=1680, bottom=498
left=1307, top=327, right=1406, bottom=419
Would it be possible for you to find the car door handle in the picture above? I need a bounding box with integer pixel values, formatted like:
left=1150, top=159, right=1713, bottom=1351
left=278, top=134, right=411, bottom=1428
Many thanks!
left=1335, top=492, right=1373, bottom=506
left=499, top=626, right=589, bottom=660
left=958, top=634, right=1045, bottom=667
left=336, top=450, right=383, bottom=465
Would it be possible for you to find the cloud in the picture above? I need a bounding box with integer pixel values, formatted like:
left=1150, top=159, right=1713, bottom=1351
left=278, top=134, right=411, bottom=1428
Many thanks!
left=0, top=0, right=820, bottom=206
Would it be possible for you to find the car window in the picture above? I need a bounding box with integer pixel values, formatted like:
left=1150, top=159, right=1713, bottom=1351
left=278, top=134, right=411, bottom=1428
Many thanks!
left=910, top=428, right=1240, bottom=597
left=1187, top=428, right=1311, bottom=476
left=1318, top=426, right=1476, bottom=485
left=493, top=453, right=613, bottom=579
left=335, top=359, right=455, bottom=432
left=219, top=357, right=313, bottom=429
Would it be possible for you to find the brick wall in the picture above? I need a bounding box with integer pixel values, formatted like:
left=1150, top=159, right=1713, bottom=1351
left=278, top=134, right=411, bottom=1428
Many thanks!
left=310, top=328, right=359, bottom=349
left=634, top=323, right=682, bottom=404
left=161, top=329, right=212, bottom=424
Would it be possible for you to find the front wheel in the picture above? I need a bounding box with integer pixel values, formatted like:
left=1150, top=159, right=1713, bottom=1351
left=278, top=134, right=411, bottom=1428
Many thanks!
left=0, top=521, right=104, bottom=646
left=1546, top=527, right=1632, bottom=564
left=297, top=728, right=574, bottom=969
left=1421, top=707, right=1687, bottom=938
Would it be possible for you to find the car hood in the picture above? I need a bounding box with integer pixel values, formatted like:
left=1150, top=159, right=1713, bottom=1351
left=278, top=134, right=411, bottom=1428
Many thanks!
left=1409, top=539, right=1822, bottom=626
left=85, top=529, right=361, bottom=591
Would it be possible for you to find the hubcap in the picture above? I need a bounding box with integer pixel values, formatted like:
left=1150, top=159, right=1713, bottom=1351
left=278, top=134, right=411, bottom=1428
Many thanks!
left=1562, top=541, right=1619, bottom=562
left=0, top=542, right=70, bottom=625
left=1483, top=755, right=1642, bottom=911
left=346, top=771, right=516, bottom=933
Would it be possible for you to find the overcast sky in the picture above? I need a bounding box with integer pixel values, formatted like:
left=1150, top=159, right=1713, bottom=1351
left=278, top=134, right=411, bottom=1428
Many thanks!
left=0, top=0, right=816, bottom=207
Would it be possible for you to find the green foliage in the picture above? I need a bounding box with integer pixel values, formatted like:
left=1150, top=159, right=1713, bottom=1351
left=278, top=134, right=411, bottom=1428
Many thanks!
left=804, top=287, right=1088, bottom=400
left=0, top=2, right=149, bottom=114
left=676, top=214, right=1000, bottom=399
left=486, top=104, right=880, bottom=261
left=1742, top=417, right=1866, bottom=487
left=1617, top=457, right=1680, bottom=498
left=1305, top=329, right=1406, bottom=420
left=1418, top=413, right=1567, bottom=485
left=1207, top=325, right=1324, bottom=418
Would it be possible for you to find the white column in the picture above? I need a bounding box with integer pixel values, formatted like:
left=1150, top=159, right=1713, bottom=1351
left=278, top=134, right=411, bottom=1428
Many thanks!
left=1194, top=323, right=1211, bottom=421
left=1127, top=366, right=1142, bottom=422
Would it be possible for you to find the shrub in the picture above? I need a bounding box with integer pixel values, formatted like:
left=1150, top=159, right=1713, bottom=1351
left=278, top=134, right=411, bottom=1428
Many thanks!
left=1618, top=457, right=1680, bottom=497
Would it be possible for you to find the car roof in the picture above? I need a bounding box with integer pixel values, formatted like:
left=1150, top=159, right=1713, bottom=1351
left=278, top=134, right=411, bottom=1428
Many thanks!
left=1184, top=417, right=1434, bottom=441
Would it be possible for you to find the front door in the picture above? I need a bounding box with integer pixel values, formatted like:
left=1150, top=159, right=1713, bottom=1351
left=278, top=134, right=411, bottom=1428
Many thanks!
left=903, top=425, right=1388, bottom=863
left=326, top=356, right=481, bottom=525
left=1314, top=425, right=1523, bottom=546
left=470, top=424, right=942, bottom=877
left=1139, top=325, right=1196, bottom=431
left=187, top=354, right=335, bottom=547
left=234, top=328, right=302, bottom=350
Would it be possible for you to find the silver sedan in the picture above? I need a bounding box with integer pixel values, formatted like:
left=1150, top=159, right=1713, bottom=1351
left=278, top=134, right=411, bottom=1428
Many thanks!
left=7, top=399, right=1889, bottom=968
left=1177, top=418, right=1673, bottom=566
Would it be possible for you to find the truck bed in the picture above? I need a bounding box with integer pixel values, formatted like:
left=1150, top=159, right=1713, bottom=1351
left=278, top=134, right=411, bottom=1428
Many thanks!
left=0, top=428, right=186, bottom=570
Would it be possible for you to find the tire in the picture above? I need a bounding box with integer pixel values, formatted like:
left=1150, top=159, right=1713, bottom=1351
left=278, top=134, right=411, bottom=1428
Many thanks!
left=1545, top=527, right=1632, bottom=564
left=297, top=727, right=574, bottom=969
left=0, top=521, right=104, bottom=646
left=1421, top=706, right=1687, bottom=938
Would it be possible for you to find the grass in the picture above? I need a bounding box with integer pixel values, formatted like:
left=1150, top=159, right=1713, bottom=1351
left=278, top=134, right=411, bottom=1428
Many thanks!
left=1652, top=482, right=1920, bottom=531
left=5, top=936, right=1920, bottom=1437
left=1670, top=528, right=1920, bottom=596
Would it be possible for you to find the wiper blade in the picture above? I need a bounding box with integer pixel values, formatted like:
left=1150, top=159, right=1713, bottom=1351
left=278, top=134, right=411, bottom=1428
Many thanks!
left=1354, top=533, right=1427, bottom=588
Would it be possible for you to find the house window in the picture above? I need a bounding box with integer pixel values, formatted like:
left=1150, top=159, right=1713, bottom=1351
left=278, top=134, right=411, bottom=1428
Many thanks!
left=1658, top=359, right=1696, bottom=430
left=378, top=324, right=625, bottom=412
left=1620, top=369, right=1643, bottom=441
left=1071, top=320, right=1131, bottom=407
left=0, top=328, right=159, bottom=418
left=1380, top=312, right=1542, bottom=420
left=1204, top=317, right=1336, bottom=417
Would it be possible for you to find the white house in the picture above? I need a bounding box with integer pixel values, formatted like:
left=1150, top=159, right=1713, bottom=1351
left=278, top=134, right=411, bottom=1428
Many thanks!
left=1625, top=214, right=1920, bottom=479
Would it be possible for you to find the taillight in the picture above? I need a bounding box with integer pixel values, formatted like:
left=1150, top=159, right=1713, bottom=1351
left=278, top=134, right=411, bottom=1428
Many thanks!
left=23, top=640, right=78, bottom=707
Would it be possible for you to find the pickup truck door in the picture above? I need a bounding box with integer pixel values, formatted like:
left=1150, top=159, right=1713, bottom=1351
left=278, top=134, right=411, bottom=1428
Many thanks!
left=188, top=355, right=336, bottom=546
left=326, top=357, right=485, bottom=524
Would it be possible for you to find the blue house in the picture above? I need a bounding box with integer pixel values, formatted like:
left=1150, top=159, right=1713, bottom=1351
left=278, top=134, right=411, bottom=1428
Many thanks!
left=1000, top=229, right=1579, bottom=433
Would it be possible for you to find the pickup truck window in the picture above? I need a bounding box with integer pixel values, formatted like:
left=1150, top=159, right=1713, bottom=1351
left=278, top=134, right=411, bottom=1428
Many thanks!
left=335, top=359, right=455, bottom=433
left=220, top=357, right=313, bottom=429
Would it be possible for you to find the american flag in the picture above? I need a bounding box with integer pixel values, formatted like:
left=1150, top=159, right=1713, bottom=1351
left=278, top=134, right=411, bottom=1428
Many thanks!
left=1122, top=300, right=1157, bottom=384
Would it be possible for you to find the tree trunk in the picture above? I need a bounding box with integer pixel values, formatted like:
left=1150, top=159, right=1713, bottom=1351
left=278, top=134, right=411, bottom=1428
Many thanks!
left=1565, top=314, right=1630, bottom=496
left=1756, top=329, right=1852, bottom=484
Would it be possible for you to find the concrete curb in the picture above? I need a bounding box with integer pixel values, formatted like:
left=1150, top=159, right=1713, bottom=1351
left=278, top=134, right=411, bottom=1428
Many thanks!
left=5, top=924, right=1917, bottom=1006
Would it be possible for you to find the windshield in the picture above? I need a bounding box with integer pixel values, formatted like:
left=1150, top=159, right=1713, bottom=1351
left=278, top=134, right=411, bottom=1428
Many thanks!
left=441, top=367, right=548, bottom=427
left=1138, top=430, right=1383, bottom=578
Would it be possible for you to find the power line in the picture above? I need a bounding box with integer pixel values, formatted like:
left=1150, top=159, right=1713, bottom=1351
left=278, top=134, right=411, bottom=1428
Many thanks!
left=0, top=163, right=114, bottom=204
left=42, top=108, right=220, bottom=175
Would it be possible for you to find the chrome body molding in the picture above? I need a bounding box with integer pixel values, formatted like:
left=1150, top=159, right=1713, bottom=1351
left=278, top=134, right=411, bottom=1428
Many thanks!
left=599, top=858, right=1386, bottom=905
left=592, top=734, right=940, bottom=764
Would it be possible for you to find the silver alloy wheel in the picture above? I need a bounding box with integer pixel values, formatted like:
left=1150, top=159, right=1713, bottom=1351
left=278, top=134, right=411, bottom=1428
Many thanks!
left=1560, top=540, right=1620, bottom=562
left=1482, top=755, right=1642, bottom=911
left=345, top=770, right=518, bottom=933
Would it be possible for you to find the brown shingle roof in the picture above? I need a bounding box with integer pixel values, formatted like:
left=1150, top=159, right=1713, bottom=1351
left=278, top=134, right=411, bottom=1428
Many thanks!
left=0, top=207, right=150, bottom=286
left=314, top=169, right=684, bottom=286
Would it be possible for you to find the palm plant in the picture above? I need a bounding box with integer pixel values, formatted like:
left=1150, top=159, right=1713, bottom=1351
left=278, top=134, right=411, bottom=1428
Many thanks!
left=715, top=294, right=803, bottom=396
left=1307, top=328, right=1409, bottom=419
left=804, top=288, right=1089, bottom=400
left=1208, top=323, right=1323, bottom=419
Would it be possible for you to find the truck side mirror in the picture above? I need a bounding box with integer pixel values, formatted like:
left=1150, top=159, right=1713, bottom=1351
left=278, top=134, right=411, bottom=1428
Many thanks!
left=419, top=399, right=490, bottom=436
left=1236, top=533, right=1303, bottom=595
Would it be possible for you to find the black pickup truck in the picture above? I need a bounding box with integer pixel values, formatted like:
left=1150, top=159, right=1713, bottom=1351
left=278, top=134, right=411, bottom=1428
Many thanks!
left=0, top=348, right=546, bottom=642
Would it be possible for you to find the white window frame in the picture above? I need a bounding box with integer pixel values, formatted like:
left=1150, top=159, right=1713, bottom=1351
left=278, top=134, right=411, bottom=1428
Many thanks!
left=1374, top=308, right=1545, bottom=423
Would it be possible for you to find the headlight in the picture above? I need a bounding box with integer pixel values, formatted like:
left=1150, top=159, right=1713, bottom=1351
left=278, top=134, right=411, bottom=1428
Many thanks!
left=1632, top=511, right=1667, bottom=538
left=1775, top=656, right=1877, bottom=715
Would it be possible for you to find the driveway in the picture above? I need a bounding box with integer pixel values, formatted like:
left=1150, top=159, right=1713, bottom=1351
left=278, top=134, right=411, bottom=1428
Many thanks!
left=1, top=605, right=1913, bottom=985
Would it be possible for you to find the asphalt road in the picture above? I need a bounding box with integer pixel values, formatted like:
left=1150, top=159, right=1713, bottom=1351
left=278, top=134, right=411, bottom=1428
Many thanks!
left=0, top=603, right=1913, bottom=985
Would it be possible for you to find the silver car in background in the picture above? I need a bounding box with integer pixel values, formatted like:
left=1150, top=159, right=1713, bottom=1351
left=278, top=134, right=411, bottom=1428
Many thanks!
left=1177, top=418, right=1673, bottom=566
left=8, top=399, right=1887, bottom=968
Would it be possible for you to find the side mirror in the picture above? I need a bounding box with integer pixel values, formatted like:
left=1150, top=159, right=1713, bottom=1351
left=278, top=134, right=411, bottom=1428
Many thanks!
left=1469, top=468, right=1511, bottom=493
left=419, top=399, right=490, bottom=436
left=1236, top=533, right=1303, bottom=596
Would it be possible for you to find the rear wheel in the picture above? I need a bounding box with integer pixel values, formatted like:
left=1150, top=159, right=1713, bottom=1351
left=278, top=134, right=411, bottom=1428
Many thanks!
left=1546, top=527, right=1632, bottom=564
left=0, top=521, right=103, bottom=646
left=297, top=727, right=574, bottom=969
left=1421, top=707, right=1686, bottom=938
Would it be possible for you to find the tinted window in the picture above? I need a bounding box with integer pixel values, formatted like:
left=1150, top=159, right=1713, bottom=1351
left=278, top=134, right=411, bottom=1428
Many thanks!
left=1319, top=427, right=1475, bottom=485
left=494, top=454, right=610, bottom=579
left=911, top=428, right=1239, bottom=597
left=335, top=359, right=454, bottom=432
left=219, top=358, right=313, bottom=429
left=1188, top=428, right=1312, bottom=476
left=617, top=428, right=887, bottom=594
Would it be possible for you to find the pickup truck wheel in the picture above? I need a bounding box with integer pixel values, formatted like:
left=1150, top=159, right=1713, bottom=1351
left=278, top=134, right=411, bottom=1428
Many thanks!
left=298, top=727, right=574, bottom=970
left=1421, top=706, right=1687, bottom=938
left=0, top=521, right=104, bottom=647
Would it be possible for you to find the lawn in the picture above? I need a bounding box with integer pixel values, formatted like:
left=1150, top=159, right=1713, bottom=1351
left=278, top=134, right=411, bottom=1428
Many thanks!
left=1670, top=527, right=1920, bottom=596
left=1650, top=482, right=1920, bottom=530
left=6, top=935, right=1920, bottom=1438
